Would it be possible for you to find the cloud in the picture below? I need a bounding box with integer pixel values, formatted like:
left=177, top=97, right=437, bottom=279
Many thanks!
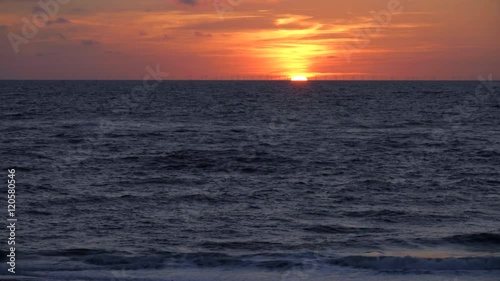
left=35, top=52, right=59, bottom=57
left=32, top=6, right=45, bottom=14
left=47, top=17, right=71, bottom=25
left=80, top=39, right=100, bottom=46
left=70, top=8, right=87, bottom=14
left=105, top=50, right=121, bottom=55
left=194, top=31, right=212, bottom=38
left=179, top=0, right=198, bottom=6
left=39, top=32, right=68, bottom=41
left=57, top=33, right=67, bottom=40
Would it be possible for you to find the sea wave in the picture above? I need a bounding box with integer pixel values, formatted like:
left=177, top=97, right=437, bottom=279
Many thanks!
left=333, top=255, right=500, bottom=271
left=13, top=250, right=500, bottom=272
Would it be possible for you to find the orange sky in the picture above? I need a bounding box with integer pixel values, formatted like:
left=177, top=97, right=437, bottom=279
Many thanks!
left=0, top=0, right=498, bottom=80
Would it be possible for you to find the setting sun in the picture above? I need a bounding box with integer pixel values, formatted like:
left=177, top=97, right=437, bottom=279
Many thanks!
left=291, top=76, right=308, bottom=81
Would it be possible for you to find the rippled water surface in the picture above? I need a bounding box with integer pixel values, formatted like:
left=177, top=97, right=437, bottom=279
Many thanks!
left=0, top=81, right=499, bottom=280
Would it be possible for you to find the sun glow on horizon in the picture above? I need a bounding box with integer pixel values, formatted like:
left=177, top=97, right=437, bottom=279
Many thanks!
left=291, top=75, right=308, bottom=81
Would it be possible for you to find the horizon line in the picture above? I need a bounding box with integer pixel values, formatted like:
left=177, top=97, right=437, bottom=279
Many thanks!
left=0, top=79, right=491, bottom=82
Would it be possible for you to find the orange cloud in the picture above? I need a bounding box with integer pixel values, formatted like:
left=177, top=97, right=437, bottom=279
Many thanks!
left=0, top=0, right=498, bottom=79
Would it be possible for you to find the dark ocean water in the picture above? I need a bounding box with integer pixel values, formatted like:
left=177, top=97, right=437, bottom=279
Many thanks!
left=0, top=80, right=499, bottom=280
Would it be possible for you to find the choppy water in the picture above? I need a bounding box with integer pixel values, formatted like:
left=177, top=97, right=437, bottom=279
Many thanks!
left=0, top=81, right=499, bottom=280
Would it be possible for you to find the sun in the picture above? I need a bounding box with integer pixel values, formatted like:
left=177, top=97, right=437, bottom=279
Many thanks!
left=291, top=75, right=308, bottom=81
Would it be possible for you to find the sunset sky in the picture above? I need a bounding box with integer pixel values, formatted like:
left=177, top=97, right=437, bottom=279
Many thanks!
left=0, top=0, right=498, bottom=80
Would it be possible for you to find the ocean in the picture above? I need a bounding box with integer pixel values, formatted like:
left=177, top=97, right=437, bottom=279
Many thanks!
left=0, top=80, right=499, bottom=280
